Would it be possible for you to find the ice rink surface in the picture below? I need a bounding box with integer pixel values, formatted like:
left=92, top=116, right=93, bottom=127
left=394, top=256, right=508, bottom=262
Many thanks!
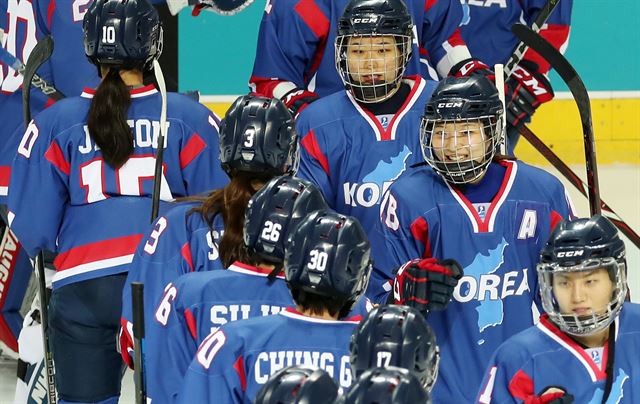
left=0, top=164, right=638, bottom=403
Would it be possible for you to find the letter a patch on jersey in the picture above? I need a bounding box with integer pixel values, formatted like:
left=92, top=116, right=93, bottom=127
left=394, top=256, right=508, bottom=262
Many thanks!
left=517, top=210, right=537, bottom=240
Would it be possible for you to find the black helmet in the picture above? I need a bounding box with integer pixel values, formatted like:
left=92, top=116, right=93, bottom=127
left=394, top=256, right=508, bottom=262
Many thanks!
left=350, top=305, right=439, bottom=392
left=219, top=95, right=298, bottom=178
left=538, top=215, right=627, bottom=336
left=254, top=366, right=339, bottom=404
left=421, top=75, right=504, bottom=185
left=244, top=176, right=327, bottom=264
left=83, top=0, right=163, bottom=70
left=284, top=211, right=371, bottom=302
left=335, top=0, right=413, bottom=103
left=339, top=367, right=430, bottom=404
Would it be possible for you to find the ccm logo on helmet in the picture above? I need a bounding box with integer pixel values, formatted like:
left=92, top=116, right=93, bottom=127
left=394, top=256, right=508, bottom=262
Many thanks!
left=437, top=102, right=463, bottom=108
left=557, top=250, right=584, bottom=258
left=352, top=17, right=379, bottom=23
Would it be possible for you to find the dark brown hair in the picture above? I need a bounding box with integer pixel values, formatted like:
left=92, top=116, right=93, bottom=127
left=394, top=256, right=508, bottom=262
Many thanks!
left=87, top=68, right=133, bottom=168
left=290, top=289, right=353, bottom=319
left=184, top=172, right=263, bottom=268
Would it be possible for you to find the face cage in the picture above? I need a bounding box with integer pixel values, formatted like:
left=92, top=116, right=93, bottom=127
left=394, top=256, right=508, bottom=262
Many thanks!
left=538, top=259, right=627, bottom=337
left=420, top=116, right=501, bottom=185
left=335, top=34, right=412, bottom=103
left=423, top=346, right=440, bottom=393
left=286, top=137, right=301, bottom=176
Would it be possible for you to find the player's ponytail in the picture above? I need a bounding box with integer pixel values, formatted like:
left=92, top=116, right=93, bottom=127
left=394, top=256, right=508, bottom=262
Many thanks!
left=182, top=172, right=260, bottom=267
left=87, top=68, right=133, bottom=169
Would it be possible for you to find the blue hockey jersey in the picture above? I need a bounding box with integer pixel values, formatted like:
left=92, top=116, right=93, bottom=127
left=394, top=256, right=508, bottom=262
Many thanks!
left=477, top=303, right=640, bottom=404
left=372, top=159, right=574, bottom=403
left=0, top=0, right=99, bottom=205
left=177, top=307, right=362, bottom=404
left=459, top=0, right=573, bottom=75
left=250, top=0, right=470, bottom=99
left=8, top=85, right=227, bottom=289
left=147, top=262, right=372, bottom=403
left=297, top=76, right=437, bottom=237
left=120, top=200, right=225, bottom=368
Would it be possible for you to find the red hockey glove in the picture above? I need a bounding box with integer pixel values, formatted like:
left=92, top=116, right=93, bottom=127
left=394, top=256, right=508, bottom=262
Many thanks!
left=282, top=88, right=320, bottom=118
left=506, top=60, right=554, bottom=129
left=449, top=58, right=495, bottom=82
left=390, top=258, right=463, bottom=313
left=524, top=386, right=574, bottom=404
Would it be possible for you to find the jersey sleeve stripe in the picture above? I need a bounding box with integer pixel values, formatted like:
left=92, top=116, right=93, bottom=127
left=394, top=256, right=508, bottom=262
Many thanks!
left=53, top=234, right=143, bottom=271
left=184, top=308, right=198, bottom=340
left=0, top=166, right=9, bottom=192
left=550, top=210, right=563, bottom=231
left=44, top=141, right=71, bottom=175
left=523, top=24, right=571, bottom=75
left=507, top=369, right=535, bottom=400
left=410, top=217, right=432, bottom=258
left=180, top=242, right=195, bottom=272
left=294, top=0, right=330, bottom=39
left=233, top=355, right=247, bottom=392
left=424, top=0, right=438, bottom=12
left=301, top=129, right=330, bottom=176
left=179, top=133, right=207, bottom=170
left=46, top=0, right=56, bottom=29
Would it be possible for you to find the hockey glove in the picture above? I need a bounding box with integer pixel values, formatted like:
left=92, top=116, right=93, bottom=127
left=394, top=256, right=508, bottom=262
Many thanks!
left=505, top=60, right=554, bottom=129
left=390, top=258, right=463, bottom=313
left=282, top=88, right=320, bottom=118
left=525, top=386, right=574, bottom=404
left=449, top=58, right=495, bottom=82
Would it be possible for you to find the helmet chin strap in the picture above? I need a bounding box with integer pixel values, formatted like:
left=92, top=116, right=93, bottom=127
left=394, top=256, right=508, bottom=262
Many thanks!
left=350, top=81, right=401, bottom=103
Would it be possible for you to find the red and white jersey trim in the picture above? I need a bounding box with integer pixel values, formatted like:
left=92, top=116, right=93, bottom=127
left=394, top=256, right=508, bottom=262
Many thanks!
left=52, top=254, right=135, bottom=284
left=227, top=261, right=285, bottom=280
left=537, top=315, right=618, bottom=383
left=280, top=307, right=360, bottom=324
left=81, top=84, right=158, bottom=99
left=346, top=76, right=425, bottom=142
left=446, top=160, right=518, bottom=233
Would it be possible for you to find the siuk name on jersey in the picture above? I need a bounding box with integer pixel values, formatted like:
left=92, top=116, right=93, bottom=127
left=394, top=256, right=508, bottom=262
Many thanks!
left=209, top=304, right=285, bottom=331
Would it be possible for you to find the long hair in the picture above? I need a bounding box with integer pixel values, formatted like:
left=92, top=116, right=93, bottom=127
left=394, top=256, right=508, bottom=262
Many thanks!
left=87, top=68, right=133, bottom=168
left=185, top=172, right=263, bottom=267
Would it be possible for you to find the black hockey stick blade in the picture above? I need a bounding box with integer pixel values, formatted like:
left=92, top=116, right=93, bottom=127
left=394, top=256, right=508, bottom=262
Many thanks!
left=504, top=0, right=561, bottom=77
left=22, top=35, right=55, bottom=124
left=512, top=23, right=601, bottom=216
left=35, top=253, right=57, bottom=404
left=520, top=126, right=640, bottom=249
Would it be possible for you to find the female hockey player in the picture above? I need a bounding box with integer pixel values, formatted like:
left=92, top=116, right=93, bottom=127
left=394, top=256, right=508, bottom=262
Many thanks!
left=371, top=74, right=575, bottom=403
left=119, top=94, right=298, bottom=376
left=6, top=0, right=228, bottom=402
left=145, top=175, right=328, bottom=402
left=177, top=210, right=372, bottom=403
left=295, top=0, right=439, bottom=239
left=477, top=214, right=639, bottom=403
left=250, top=0, right=472, bottom=116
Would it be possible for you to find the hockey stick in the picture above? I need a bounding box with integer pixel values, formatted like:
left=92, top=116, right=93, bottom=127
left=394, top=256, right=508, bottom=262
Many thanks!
left=494, top=64, right=507, bottom=154
left=131, top=283, right=146, bottom=404
left=512, top=24, right=601, bottom=216
left=504, top=0, right=561, bottom=77
left=22, top=35, right=57, bottom=404
left=520, top=126, right=640, bottom=248
left=150, top=59, right=168, bottom=222
left=0, top=32, right=64, bottom=100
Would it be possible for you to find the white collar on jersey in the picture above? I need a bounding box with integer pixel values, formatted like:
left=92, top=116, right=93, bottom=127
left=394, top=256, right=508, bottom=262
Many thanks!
left=279, top=307, right=362, bottom=324
left=227, top=261, right=285, bottom=280
left=81, top=84, right=158, bottom=99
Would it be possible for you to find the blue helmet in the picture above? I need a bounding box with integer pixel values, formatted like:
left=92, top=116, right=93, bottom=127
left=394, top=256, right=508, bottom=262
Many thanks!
left=220, top=95, right=299, bottom=178
left=244, top=176, right=328, bottom=264
left=340, top=367, right=430, bottom=404
left=284, top=211, right=371, bottom=302
left=537, top=215, right=627, bottom=336
left=254, top=366, right=339, bottom=404
left=350, top=305, right=439, bottom=391
left=83, top=0, right=163, bottom=70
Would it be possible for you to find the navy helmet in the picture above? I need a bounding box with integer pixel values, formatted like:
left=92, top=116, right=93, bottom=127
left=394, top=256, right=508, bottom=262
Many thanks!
left=421, top=75, right=504, bottom=185
left=254, top=366, right=339, bottom=404
left=335, top=0, right=413, bottom=103
left=339, top=367, right=430, bottom=404
left=220, top=95, right=298, bottom=178
left=83, top=0, right=163, bottom=70
left=350, top=305, right=439, bottom=391
left=244, top=176, right=327, bottom=264
left=538, top=214, right=627, bottom=336
left=284, top=211, right=371, bottom=303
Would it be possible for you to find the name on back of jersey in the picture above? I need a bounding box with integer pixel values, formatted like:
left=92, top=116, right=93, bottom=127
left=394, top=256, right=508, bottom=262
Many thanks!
left=78, top=119, right=171, bottom=154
